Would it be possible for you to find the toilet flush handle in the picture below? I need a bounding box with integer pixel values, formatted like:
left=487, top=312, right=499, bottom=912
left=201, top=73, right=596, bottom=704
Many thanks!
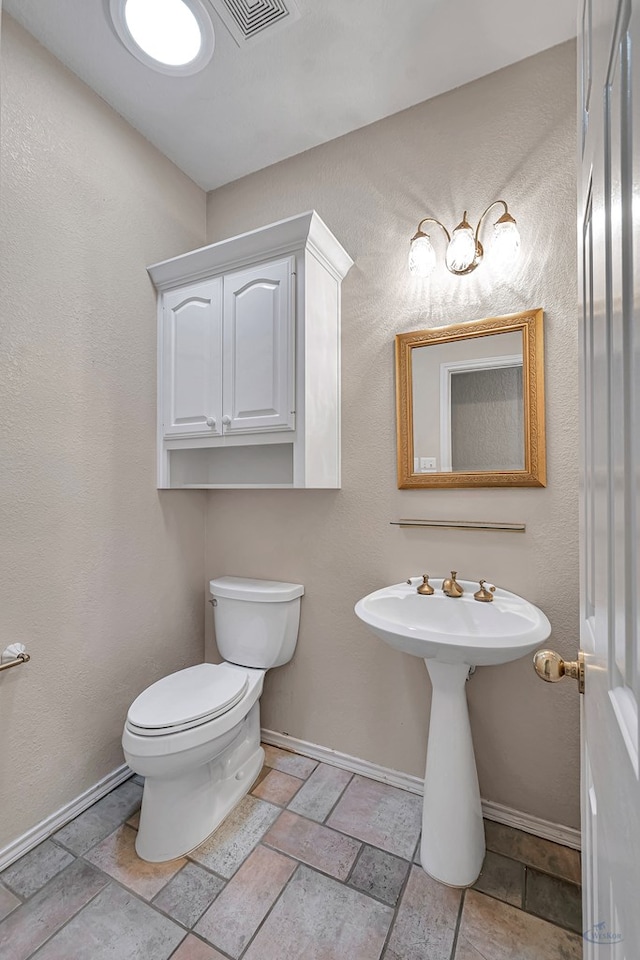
left=208, top=598, right=217, bottom=607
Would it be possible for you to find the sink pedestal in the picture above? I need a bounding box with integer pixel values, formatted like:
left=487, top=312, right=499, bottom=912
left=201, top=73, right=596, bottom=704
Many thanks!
left=420, top=659, right=485, bottom=887
left=355, top=578, right=552, bottom=887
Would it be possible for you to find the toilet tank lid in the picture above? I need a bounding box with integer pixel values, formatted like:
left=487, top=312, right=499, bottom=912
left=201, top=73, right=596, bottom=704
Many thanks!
left=209, top=576, right=304, bottom=602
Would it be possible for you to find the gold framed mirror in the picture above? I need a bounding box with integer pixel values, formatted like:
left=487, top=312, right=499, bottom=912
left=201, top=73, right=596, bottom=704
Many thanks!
left=395, top=308, right=546, bottom=488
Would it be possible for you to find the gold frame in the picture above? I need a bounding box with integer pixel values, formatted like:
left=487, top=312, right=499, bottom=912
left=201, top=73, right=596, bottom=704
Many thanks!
left=395, top=308, right=546, bottom=489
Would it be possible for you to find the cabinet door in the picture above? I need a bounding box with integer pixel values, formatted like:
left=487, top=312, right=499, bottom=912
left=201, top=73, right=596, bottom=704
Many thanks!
left=161, top=278, right=223, bottom=438
left=222, top=258, right=295, bottom=434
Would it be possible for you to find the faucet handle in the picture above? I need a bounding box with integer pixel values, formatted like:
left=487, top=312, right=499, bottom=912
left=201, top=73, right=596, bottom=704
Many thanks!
left=473, top=580, right=496, bottom=602
left=417, top=574, right=434, bottom=596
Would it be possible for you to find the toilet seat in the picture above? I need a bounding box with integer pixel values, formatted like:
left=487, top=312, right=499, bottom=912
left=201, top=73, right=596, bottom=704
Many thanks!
left=126, top=663, right=249, bottom=737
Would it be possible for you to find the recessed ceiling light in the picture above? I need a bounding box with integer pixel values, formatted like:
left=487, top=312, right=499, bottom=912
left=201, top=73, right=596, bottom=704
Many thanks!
left=109, top=0, right=215, bottom=76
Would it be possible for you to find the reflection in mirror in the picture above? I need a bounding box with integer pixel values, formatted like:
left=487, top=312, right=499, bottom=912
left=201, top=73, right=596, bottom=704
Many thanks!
left=412, top=331, right=524, bottom=473
left=451, top=363, right=523, bottom=471
left=396, top=309, right=545, bottom=488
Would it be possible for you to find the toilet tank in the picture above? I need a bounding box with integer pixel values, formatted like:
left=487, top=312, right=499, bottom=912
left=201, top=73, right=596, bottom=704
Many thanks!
left=209, top=576, right=304, bottom=669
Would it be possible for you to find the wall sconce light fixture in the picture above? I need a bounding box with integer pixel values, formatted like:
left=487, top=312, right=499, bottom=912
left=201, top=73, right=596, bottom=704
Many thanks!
left=408, top=200, right=521, bottom=278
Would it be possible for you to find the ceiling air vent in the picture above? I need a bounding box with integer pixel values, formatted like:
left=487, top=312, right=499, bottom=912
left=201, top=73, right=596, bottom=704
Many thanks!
left=209, top=0, right=301, bottom=46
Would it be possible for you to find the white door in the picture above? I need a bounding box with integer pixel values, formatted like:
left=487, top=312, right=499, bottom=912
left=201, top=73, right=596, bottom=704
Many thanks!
left=162, top=278, right=223, bottom=438
left=222, top=258, right=295, bottom=435
left=577, top=0, right=640, bottom=953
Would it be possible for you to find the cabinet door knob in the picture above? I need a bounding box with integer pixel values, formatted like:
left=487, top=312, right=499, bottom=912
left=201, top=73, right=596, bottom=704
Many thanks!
left=206, top=417, right=216, bottom=428
left=222, top=415, right=231, bottom=426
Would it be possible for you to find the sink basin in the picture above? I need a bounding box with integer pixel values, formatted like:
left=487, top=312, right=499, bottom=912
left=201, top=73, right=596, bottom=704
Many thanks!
left=354, top=578, right=551, bottom=666
left=354, top=577, right=551, bottom=889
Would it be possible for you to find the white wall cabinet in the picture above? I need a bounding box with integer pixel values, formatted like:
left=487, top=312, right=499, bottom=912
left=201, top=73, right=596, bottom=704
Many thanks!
left=162, top=278, right=223, bottom=439
left=222, top=258, right=295, bottom=436
left=149, top=211, right=353, bottom=489
left=161, top=260, right=293, bottom=442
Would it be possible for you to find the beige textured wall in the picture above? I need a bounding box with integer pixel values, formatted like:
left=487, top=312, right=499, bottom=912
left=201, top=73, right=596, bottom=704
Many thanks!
left=0, top=16, right=207, bottom=849
left=205, top=42, right=580, bottom=827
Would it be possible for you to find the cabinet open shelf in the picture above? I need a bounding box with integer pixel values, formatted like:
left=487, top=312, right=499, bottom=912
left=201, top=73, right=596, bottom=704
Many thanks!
left=167, top=444, right=295, bottom=488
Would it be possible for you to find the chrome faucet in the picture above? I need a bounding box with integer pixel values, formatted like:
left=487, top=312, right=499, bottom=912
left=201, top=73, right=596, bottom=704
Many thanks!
left=442, top=571, right=464, bottom=597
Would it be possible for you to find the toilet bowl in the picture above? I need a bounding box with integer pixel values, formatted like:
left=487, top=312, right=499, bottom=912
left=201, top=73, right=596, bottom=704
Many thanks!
left=122, top=576, right=304, bottom=862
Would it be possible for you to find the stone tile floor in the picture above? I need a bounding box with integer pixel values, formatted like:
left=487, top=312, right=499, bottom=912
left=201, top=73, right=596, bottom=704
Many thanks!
left=0, top=745, right=583, bottom=959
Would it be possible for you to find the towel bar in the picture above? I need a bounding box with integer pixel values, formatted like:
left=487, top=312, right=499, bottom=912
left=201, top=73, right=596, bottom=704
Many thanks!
left=390, top=519, right=526, bottom=532
left=0, top=651, right=31, bottom=673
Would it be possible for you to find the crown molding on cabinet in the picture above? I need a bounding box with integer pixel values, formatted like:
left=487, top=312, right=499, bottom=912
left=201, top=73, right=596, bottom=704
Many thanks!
left=148, top=210, right=354, bottom=290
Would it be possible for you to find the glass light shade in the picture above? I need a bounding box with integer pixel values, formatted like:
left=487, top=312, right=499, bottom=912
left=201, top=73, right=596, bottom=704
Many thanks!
left=125, top=0, right=202, bottom=65
left=492, top=219, right=521, bottom=269
left=408, top=234, right=436, bottom=278
left=445, top=226, right=477, bottom=273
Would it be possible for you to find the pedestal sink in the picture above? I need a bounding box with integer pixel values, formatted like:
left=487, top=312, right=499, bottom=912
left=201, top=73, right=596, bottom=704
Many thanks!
left=354, top=578, right=551, bottom=887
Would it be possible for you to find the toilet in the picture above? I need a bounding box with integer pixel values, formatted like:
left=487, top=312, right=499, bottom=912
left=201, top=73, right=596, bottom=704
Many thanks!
left=122, top=576, right=304, bottom=862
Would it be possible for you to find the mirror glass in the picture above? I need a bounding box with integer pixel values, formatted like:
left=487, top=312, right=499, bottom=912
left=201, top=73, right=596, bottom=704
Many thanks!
left=396, top=309, right=545, bottom=488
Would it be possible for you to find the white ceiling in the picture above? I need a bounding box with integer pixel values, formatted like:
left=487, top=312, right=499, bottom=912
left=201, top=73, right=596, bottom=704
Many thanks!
left=4, top=0, right=577, bottom=191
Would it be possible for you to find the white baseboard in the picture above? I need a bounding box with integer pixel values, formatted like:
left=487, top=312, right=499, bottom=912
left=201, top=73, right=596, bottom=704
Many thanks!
left=261, top=729, right=581, bottom=851
left=0, top=733, right=580, bottom=874
left=262, top=728, right=425, bottom=794
left=479, top=799, right=581, bottom=850
left=0, top=764, right=133, bottom=872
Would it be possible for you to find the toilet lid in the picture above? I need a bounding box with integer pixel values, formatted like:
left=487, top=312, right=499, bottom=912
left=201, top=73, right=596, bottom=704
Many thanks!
left=127, top=663, right=249, bottom=734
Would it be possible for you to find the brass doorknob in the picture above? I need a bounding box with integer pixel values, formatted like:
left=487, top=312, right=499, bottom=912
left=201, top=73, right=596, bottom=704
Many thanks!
left=533, top=650, right=585, bottom=694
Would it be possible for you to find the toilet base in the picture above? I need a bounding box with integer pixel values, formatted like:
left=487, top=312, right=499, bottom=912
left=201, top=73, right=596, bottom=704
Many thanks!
left=135, top=702, right=263, bottom=862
